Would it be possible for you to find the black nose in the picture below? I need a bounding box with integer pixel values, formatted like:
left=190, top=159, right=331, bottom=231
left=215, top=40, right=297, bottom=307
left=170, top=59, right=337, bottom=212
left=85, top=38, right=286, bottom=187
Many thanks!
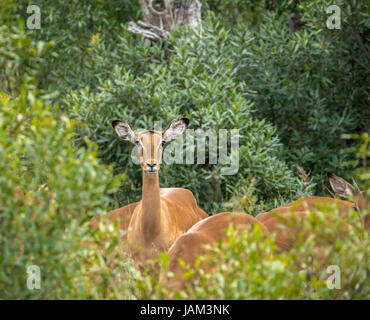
left=146, top=161, right=157, bottom=168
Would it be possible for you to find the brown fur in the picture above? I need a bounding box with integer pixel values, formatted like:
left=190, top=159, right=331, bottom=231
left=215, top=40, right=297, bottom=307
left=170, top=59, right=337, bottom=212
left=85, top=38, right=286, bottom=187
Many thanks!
left=89, top=201, right=140, bottom=246
left=94, top=119, right=208, bottom=268
left=165, top=212, right=269, bottom=290
left=256, top=196, right=362, bottom=252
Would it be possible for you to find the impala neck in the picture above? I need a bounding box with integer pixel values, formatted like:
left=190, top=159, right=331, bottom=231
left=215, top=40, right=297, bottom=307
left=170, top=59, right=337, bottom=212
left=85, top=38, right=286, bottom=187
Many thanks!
left=141, top=171, right=161, bottom=241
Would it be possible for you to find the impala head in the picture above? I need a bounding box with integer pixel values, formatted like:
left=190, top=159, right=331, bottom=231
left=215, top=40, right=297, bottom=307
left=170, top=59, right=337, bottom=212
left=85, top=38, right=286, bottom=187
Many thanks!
left=112, top=118, right=189, bottom=174
left=327, top=173, right=367, bottom=212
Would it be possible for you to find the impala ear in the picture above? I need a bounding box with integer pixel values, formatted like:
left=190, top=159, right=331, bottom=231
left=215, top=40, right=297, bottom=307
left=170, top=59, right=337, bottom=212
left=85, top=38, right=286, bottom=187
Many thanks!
left=162, top=118, right=189, bottom=143
left=327, top=173, right=355, bottom=198
left=351, top=177, right=361, bottom=195
left=112, top=120, right=138, bottom=144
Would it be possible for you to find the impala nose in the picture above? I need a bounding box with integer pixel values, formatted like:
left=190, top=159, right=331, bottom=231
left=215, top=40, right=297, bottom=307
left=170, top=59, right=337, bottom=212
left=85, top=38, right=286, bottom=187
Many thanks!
left=146, top=161, right=157, bottom=171
left=146, top=161, right=157, bottom=167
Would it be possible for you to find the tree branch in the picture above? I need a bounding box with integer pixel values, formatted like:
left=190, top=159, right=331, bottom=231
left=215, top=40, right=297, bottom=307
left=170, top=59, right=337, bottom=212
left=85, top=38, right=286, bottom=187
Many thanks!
left=128, top=20, right=169, bottom=41
left=129, top=0, right=202, bottom=41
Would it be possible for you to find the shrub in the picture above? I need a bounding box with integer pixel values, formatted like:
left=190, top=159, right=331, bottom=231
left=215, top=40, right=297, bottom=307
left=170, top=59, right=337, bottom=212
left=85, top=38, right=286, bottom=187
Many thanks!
left=230, top=0, right=369, bottom=187
left=0, top=19, right=126, bottom=299
left=12, top=0, right=367, bottom=198
left=64, top=15, right=310, bottom=214
left=11, top=0, right=141, bottom=92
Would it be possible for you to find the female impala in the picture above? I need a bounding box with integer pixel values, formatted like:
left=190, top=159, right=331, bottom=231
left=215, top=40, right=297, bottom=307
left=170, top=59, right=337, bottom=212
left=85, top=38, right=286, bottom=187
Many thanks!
left=165, top=174, right=367, bottom=289
left=89, top=201, right=140, bottom=246
left=109, top=118, right=207, bottom=268
left=256, top=173, right=368, bottom=251
left=327, top=173, right=368, bottom=228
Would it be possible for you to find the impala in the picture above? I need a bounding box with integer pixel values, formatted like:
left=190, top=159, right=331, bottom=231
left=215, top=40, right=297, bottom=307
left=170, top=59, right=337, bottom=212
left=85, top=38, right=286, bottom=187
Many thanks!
left=328, top=173, right=368, bottom=228
left=165, top=174, right=367, bottom=289
left=89, top=201, right=140, bottom=247
left=255, top=173, right=368, bottom=251
left=107, top=118, right=208, bottom=267
left=165, top=212, right=269, bottom=289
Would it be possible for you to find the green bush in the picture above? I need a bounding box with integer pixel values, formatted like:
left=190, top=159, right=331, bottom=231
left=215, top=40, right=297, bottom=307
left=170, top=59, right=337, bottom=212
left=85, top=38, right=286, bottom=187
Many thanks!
left=0, top=18, right=127, bottom=298
left=205, top=0, right=296, bottom=27
left=11, top=0, right=367, bottom=199
left=0, top=87, right=127, bottom=298
left=64, top=15, right=311, bottom=214
left=10, top=0, right=141, bottom=92
left=230, top=0, right=369, bottom=187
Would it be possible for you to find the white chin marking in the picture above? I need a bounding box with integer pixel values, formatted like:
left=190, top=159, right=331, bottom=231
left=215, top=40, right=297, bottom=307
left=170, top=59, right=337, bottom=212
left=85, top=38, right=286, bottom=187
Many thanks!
left=146, top=169, right=158, bottom=174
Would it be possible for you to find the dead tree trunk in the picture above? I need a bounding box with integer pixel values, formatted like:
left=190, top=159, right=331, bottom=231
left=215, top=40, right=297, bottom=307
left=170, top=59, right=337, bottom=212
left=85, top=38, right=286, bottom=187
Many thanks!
left=128, top=0, right=202, bottom=41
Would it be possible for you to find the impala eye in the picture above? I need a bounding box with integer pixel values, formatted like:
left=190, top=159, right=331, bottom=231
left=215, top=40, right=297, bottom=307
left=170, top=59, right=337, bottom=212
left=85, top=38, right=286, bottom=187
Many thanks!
left=160, top=140, right=166, bottom=147
left=135, top=140, right=142, bottom=147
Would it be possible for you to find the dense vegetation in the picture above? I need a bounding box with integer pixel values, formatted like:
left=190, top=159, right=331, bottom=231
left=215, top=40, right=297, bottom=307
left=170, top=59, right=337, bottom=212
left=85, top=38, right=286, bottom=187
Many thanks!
left=0, top=0, right=368, bottom=299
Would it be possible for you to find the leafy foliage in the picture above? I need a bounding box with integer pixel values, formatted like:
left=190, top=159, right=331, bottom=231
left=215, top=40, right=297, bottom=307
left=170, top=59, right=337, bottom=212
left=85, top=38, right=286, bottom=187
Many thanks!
left=0, top=18, right=125, bottom=299
left=64, top=16, right=309, bottom=214
left=0, top=0, right=368, bottom=299
left=11, top=0, right=141, bottom=92
left=230, top=0, right=369, bottom=187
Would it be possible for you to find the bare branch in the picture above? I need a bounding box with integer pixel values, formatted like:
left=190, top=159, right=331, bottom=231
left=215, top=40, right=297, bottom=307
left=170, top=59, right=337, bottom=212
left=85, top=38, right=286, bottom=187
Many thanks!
left=128, top=21, right=169, bottom=41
